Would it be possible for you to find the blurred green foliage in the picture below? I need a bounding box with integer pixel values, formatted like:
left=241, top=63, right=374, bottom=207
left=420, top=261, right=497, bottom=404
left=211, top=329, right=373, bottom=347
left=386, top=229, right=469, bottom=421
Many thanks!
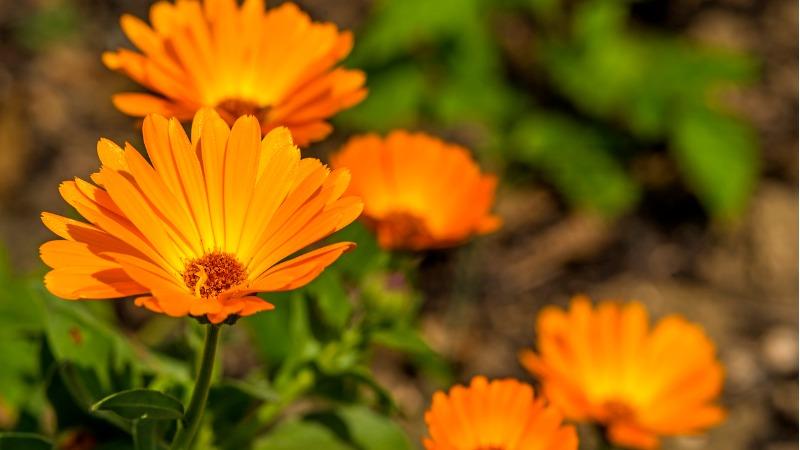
left=14, top=1, right=80, bottom=51
left=339, top=0, right=758, bottom=219
left=0, top=433, right=54, bottom=449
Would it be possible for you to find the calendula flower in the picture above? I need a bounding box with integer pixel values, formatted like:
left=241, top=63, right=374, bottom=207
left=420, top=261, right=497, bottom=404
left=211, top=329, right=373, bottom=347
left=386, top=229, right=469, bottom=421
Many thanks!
left=424, top=376, right=578, bottom=450
left=103, top=0, right=366, bottom=146
left=520, top=296, right=726, bottom=449
left=330, top=131, right=500, bottom=250
left=40, top=108, right=362, bottom=324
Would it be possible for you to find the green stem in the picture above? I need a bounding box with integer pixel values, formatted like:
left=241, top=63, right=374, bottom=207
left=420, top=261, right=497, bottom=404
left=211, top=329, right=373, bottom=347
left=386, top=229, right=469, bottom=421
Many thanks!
left=169, top=325, right=221, bottom=450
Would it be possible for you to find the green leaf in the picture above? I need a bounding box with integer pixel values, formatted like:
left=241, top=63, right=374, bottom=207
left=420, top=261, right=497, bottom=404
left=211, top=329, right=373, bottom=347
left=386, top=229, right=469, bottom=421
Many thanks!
left=0, top=329, right=40, bottom=407
left=245, top=292, right=319, bottom=381
left=0, top=257, right=43, bottom=331
left=435, top=24, right=522, bottom=128
left=92, top=389, right=184, bottom=421
left=317, top=338, right=362, bottom=376
left=207, top=380, right=275, bottom=448
left=335, top=65, right=426, bottom=132
left=325, top=222, right=389, bottom=281
left=254, top=420, right=354, bottom=450
left=307, top=272, right=351, bottom=331
left=0, top=433, right=53, bottom=450
left=521, top=0, right=562, bottom=20
left=220, top=378, right=279, bottom=403
left=335, top=367, right=398, bottom=413
left=540, top=0, right=755, bottom=143
left=0, top=248, right=45, bottom=412
left=41, top=290, right=141, bottom=391
left=511, top=113, right=639, bottom=216
left=44, top=357, right=131, bottom=435
left=254, top=369, right=315, bottom=427
left=573, top=0, right=627, bottom=41
left=14, top=2, right=80, bottom=51
left=132, top=420, right=157, bottom=450
left=352, top=0, right=481, bottom=66
left=671, top=105, right=757, bottom=219
left=371, top=328, right=431, bottom=357
left=244, top=292, right=294, bottom=368
left=336, top=405, right=413, bottom=450
left=371, top=327, right=452, bottom=381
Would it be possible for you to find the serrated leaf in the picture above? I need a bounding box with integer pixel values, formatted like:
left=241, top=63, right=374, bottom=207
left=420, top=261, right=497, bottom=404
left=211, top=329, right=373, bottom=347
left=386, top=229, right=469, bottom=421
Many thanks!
left=92, top=389, right=184, bottom=421
left=0, top=433, right=53, bottom=450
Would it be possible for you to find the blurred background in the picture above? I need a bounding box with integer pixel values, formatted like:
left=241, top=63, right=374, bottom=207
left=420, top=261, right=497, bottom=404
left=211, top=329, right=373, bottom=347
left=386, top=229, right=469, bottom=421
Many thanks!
left=0, top=0, right=796, bottom=449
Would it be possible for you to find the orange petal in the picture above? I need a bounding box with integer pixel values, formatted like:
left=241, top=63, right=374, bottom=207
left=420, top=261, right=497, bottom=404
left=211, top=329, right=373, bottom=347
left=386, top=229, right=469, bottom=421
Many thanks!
left=208, top=296, right=275, bottom=323
left=251, top=242, right=355, bottom=291
left=112, top=93, right=195, bottom=119
left=223, top=115, right=261, bottom=253
left=607, top=422, right=660, bottom=450
left=44, top=267, right=146, bottom=300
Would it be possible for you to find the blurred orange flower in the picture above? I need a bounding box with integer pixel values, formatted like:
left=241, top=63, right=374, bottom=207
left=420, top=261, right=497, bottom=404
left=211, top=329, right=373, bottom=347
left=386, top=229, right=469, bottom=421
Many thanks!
left=424, top=376, right=578, bottom=450
left=40, top=109, right=362, bottom=324
left=520, top=296, right=726, bottom=449
left=330, top=131, right=500, bottom=250
left=103, top=0, right=366, bottom=146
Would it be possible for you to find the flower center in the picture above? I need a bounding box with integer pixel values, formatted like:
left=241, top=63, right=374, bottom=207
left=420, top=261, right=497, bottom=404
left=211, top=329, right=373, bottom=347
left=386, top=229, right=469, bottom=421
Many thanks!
left=373, top=212, right=432, bottom=248
left=603, top=399, right=635, bottom=422
left=183, top=252, right=247, bottom=299
left=215, top=98, right=271, bottom=122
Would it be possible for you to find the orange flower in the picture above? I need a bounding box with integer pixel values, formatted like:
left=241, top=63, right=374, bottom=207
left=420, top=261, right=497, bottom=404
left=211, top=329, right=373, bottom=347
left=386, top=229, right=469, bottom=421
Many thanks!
left=330, top=131, right=500, bottom=250
left=520, top=296, right=726, bottom=449
left=103, top=0, right=366, bottom=146
left=424, top=376, right=578, bottom=450
left=40, top=108, right=362, bottom=324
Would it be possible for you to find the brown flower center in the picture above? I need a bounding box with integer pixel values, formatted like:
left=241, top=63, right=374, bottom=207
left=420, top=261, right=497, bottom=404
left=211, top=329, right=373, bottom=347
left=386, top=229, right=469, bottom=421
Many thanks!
left=372, top=212, right=433, bottom=249
left=183, top=252, right=247, bottom=299
left=216, top=98, right=271, bottom=122
left=603, top=399, right=635, bottom=422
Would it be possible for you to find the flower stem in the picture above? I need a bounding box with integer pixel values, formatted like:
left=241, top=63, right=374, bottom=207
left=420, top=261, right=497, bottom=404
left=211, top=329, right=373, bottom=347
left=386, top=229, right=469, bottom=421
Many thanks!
left=595, top=424, right=617, bottom=450
left=170, top=324, right=221, bottom=450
